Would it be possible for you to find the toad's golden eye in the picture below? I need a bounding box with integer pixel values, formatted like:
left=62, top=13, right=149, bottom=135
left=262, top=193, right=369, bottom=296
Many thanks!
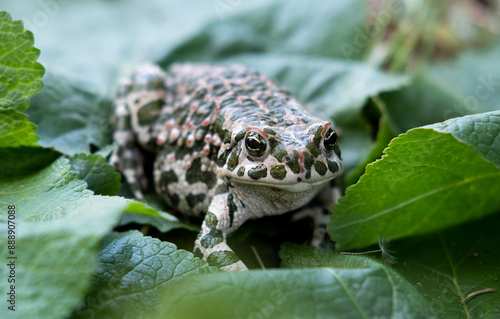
left=245, top=132, right=267, bottom=157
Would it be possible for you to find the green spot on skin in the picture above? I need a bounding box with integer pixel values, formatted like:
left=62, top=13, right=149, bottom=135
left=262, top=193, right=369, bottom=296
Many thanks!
left=286, top=150, right=300, bottom=174
left=227, top=146, right=241, bottom=171
left=327, top=160, right=339, bottom=174
left=248, top=164, right=268, bottom=180
left=207, top=250, right=240, bottom=268
left=159, top=169, right=181, bottom=207
left=314, top=161, right=327, bottom=176
left=305, top=126, right=323, bottom=158
left=270, top=138, right=288, bottom=162
left=227, top=193, right=237, bottom=227
left=186, top=193, right=206, bottom=208
left=237, top=167, right=245, bottom=177
left=234, top=129, right=246, bottom=142
left=270, top=165, right=287, bottom=180
left=269, top=137, right=278, bottom=150
left=194, top=248, right=203, bottom=259
left=200, top=229, right=223, bottom=248
left=218, top=149, right=231, bottom=167
left=334, top=144, right=342, bottom=158
left=205, top=212, right=218, bottom=228
left=187, top=158, right=217, bottom=188
left=263, top=128, right=276, bottom=136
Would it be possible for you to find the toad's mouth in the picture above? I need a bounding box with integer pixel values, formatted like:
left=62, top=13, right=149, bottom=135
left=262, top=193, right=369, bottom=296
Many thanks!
left=227, top=174, right=336, bottom=193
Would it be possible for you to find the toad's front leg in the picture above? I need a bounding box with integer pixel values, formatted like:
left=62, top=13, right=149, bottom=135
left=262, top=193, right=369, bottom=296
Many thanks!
left=194, top=193, right=249, bottom=271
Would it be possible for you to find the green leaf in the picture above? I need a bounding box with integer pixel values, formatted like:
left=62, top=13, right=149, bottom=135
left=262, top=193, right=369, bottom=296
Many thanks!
left=4, top=0, right=369, bottom=89
left=0, top=109, right=38, bottom=146
left=330, top=111, right=500, bottom=250
left=120, top=202, right=197, bottom=233
left=429, top=111, right=500, bottom=168
left=382, top=41, right=500, bottom=133
left=0, top=11, right=44, bottom=147
left=71, top=231, right=221, bottom=319
left=69, top=153, right=121, bottom=196
left=27, top=72, right=112, bottom=155
left=393, top=214, right=500, bottom=318
left=0, top=157, right=132, bottom=319
left=153, top=256, right=435, bottom=319
left=280, top=243, right=436, bottom=318
left=163, top=0, right=369, bottom=64
left=0, top=11, right=44, bottom=111
left=3, top=0, right=218, bottom=89
left=0, top=157, right=91, bottom=222
left=0, top=146, right=59, bottom=178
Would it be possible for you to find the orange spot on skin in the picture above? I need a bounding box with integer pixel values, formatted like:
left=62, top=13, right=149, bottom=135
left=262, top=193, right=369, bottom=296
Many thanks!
left=298, top=152, right=305, bottom=173
left=322, top=122, right=332, bottom=135
left=245, top=126, right=269, bottom=139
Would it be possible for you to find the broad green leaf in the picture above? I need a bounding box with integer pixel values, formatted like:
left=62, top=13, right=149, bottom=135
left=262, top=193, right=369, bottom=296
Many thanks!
left=119, top=202, right=196, bottom=233
left=71, top=231, right=221, bottom=319
left=3, top=0, right=218, bottom=89
left=428, top=41, right=500, bottom=114
left=346, top=113, right=396, bottom=185
left=153, top=263, right=435, bottom=319
left=0, top=157, right=131, bottom=319
left=280, top=243, right=436, bottom=318
left=0, top=11, right=44, bottom=147
left=330, top=111, right=500, bottom=250
left=0, top=146, right=59, bottom=178
left=430, top=111, right=500, bottom=168
left=381, top=40, right=500, bottom=133
left=162, top=0, right=369, bottom=64
left=27, top=72, right=113, bottom=155
left=0, top=109, right=38, bottom=146
left=0, top=11, right=44, bottom=111
left=0, top=157, right=92, bottom=222
left=393, top=214, right=500, bottom=319
left=4, top=0, right=368, bottom=90
left=230, top=53, right=409, bottom=171
left=69, top=153, right=121, bottom=196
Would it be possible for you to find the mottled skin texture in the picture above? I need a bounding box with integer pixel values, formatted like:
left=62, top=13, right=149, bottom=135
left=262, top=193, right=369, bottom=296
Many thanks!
left=110, top=63, right=343, bottom=271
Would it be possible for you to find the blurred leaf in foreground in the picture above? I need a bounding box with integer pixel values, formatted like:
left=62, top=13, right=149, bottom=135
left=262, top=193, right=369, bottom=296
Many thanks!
left=71, top=231, right=221, bottom=319
left=152, top=244, right=435, bottom=319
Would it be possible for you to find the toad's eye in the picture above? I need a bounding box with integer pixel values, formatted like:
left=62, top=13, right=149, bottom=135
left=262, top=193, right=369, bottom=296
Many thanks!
left=245, top=132, right=267, bottom=157
left=323, top=127, right=338, bottom=152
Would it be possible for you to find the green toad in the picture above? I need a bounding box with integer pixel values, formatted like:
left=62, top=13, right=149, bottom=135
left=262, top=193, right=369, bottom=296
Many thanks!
left=110, top=63, right=343, bottom=271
